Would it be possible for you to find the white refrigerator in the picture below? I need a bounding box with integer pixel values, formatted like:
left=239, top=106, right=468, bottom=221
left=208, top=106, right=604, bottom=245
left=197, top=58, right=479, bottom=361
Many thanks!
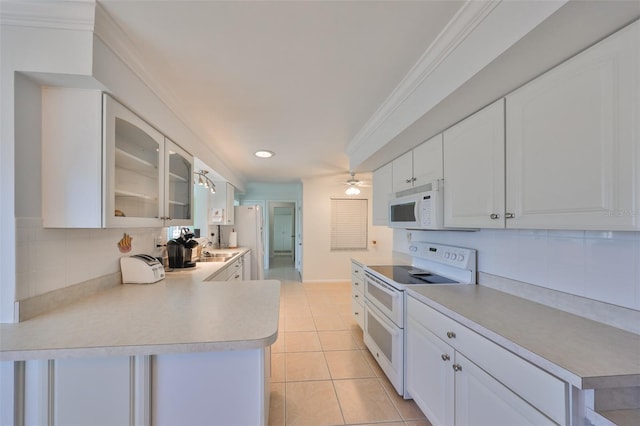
left=234, top=205, right=265, bottom=280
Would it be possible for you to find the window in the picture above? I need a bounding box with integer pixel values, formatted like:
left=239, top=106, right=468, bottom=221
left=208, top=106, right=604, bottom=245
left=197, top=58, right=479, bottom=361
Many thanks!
left=330, top=198, right=368, bottom=250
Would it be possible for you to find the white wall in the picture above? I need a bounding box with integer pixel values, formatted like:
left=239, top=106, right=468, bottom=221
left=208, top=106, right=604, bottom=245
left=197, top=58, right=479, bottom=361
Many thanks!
left=1, top=3, right=241, bottom=322
left=301, top=174, right=393, bottom=282
left=394, top=229, right=640, bottom=311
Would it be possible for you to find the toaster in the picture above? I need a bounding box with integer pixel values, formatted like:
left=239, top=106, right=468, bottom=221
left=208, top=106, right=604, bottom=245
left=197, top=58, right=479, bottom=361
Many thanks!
left=120, top=254, right=165, bottom=284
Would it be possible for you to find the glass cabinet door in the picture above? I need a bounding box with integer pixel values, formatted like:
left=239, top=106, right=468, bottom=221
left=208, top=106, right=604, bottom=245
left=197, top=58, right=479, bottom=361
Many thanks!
left=165, top=139, right=193, bottom=225
left=104, top=95, right=164, bottom=227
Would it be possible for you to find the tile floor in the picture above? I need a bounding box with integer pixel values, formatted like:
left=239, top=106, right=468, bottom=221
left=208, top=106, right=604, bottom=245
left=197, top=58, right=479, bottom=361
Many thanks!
left=266, top=257, right=431, bottom=426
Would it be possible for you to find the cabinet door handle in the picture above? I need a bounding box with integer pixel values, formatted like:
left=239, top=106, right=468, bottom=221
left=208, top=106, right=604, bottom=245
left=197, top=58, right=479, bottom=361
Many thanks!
left=452, top=364, right=462, bottom=372
left=505, top=212, right=515, bottom=219
left=446, top=331, right=456, bottom=339
left=490, top=213, right=500, bottom=220
left=405, top=178, right=412, bottom=183
left=441, top=354, right=450, bottom=361
left=411, top=177, right=417, bottom=182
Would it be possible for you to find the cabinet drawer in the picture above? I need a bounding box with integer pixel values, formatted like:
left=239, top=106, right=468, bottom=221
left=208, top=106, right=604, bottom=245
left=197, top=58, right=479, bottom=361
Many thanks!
left=351, top=297, right=364, bottom=329
left=407, top=296, right=567, bottom=425
left=351, top=275, right=364, bottom=294
left=351, top=262, right=364, bottom=279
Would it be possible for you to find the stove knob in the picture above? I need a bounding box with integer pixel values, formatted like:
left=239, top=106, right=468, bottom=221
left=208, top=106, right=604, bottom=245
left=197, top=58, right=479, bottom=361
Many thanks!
left=451, top=253, right=457, bottom=260
left=444, top=252, right=450, bottom=259
left=458, top=254, right=465, bottom=262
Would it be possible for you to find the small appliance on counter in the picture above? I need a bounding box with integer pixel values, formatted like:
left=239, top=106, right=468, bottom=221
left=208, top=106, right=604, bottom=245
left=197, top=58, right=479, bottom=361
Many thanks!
left=167, top=227, right=199, bottom=268
left=120, top=254, right=165, bottom=284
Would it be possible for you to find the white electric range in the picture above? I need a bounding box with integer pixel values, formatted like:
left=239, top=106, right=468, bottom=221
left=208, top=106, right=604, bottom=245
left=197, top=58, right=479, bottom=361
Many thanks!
left=363, top=242, right=477, bottom=398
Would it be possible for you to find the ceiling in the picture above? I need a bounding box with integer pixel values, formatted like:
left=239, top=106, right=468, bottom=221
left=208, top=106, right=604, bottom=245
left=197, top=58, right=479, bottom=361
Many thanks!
left=98, top=0, right=465, bottom=184
left=97, top=1, right=640, bottom=188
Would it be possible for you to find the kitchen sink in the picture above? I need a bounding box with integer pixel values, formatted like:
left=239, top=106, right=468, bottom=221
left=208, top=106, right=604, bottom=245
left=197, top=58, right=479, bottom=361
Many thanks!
left=198, top=252, right=240, bottom=263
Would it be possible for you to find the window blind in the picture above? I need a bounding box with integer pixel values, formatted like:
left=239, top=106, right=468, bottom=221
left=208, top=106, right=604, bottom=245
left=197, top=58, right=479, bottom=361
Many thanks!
left=330, top=198, right=368, bottom=250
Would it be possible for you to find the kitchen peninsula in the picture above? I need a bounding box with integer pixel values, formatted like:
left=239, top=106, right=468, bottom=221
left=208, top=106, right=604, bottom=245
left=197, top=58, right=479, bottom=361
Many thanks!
left=0, top=259, right=280, bottom=426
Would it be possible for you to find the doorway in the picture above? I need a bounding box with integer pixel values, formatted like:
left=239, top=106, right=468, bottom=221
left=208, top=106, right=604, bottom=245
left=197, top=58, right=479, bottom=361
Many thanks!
left=269, top=202, right=295, bottom=268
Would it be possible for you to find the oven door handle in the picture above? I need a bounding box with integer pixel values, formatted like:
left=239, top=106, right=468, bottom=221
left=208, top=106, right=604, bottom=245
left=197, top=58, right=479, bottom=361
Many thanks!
left=364, top=300, right=401, bottom=337
left=365, top=275, right=400, bottom=299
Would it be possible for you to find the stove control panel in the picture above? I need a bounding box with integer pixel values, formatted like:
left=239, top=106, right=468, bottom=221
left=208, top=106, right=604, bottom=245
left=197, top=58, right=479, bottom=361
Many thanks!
left=409, top=243, right=476, bottom=270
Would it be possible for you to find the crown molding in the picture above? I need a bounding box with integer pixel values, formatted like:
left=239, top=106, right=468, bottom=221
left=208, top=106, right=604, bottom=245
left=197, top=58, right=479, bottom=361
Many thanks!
left=345, top=0, right=499, bottom=157
left=0, top=0, right=95, bottom=31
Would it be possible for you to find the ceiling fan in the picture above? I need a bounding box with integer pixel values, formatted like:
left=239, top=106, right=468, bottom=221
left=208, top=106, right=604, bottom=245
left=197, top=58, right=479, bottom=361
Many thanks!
left=344, top=172, right=366, bottom=195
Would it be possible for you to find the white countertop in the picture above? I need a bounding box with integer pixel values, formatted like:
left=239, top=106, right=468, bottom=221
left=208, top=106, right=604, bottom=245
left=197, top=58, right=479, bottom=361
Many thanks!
left=0, top=254, right=280, bottom=361
left=407, top=284, right=640, bottom=390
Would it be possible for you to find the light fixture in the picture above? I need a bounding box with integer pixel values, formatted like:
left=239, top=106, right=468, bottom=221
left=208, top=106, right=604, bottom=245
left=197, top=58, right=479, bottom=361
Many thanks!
left=345, top=172, right=361, bottom=195
left=345, top=186, right=361, bottom=195
left=194, top=170, right=216, bottom=194
left=254, top=150, right=274, bottom=158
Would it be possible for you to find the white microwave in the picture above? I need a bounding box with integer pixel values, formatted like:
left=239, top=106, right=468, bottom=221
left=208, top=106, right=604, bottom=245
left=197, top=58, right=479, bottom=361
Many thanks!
left=389, top=181, right=444, bottom=230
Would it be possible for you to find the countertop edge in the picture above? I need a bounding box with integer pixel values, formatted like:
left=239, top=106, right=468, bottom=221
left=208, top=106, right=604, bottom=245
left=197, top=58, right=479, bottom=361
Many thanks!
left=0, top=329, right=279, bottom=362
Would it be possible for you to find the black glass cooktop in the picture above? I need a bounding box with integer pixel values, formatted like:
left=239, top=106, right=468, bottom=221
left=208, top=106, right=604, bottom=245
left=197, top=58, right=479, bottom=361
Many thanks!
left=368, top=265, right=457, bottom=284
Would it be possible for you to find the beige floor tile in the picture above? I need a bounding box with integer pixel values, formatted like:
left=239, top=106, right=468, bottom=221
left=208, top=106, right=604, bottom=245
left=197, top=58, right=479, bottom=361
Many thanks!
left=269, top=383, right=285, bottom=426
left=318, top=330, right=359, bottom=351
left=272, top=331, right=285, bottom=353
left=313, top=314, right=348, bottom=331
left=325, top=350, right=376, bottom=380
left=333, top=378, right=402, bottom=424
left=351, top=328, right=367, bottom=349
left=285, top=314, right=316, bottom=332
left=285, top=351, right=330, bottom=381
left=379, top=376, right=427, bottom=421
left=271, top=352, right=285, bottom=383
left=285, top=381, right=344, bottom=426
left=285, top=331, right=322, bottom=352
left=355, top=423, right=405, bottom=426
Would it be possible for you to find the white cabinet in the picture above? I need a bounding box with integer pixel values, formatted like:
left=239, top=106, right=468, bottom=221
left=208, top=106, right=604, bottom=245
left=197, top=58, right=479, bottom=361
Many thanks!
left=21, top=356, right=150, bottom=426
left=42, top=89, right=193, bottom=228
left=226, top=257, right=243, bottom=281
left=210, top=182, right=236, bottom=226
left=165, top=139, right=194, bottom=226
left=443, top=21, right=640, bottom=231
left=505, top=20, right=640, bottom=230
left=443, top=99, right=505, bottom=229
left=372, top=162, right=393, bottom=226
left=406, top=314, right=454, bottom=425
left=392, top=134, right=443, bottom=193
left=406, top=296, right=566, bottom=426
left=350, top=260, right=365, bottom=329
left=242, top=251, right=252, bottom=280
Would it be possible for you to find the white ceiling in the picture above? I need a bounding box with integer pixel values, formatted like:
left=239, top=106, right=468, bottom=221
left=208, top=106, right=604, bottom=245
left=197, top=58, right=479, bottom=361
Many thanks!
left=98, top=0, right=465, bottom=184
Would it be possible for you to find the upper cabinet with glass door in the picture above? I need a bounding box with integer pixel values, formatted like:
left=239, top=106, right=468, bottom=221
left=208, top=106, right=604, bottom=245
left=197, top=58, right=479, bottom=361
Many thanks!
left=165, top=139, right=193, bottom=226
left=42, top=89, right=193, bottom=228
left=104, top=96, right=165, bottom=227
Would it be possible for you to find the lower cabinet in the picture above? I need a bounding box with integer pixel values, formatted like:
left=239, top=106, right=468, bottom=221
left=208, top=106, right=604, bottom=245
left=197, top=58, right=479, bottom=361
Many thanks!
left=17, top=348, right=271, bottom=426
left=406, top=296, right=566, bottom=425
left=351, top=260, right=365, bottom=329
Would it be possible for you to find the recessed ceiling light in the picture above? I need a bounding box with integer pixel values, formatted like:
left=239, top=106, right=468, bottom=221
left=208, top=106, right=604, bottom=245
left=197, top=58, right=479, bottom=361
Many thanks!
left=254, top=150, right=274, bottom=158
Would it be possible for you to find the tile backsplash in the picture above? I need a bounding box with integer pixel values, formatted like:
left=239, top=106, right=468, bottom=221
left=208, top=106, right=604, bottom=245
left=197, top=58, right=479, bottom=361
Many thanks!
left=395, top=228, right=640, bottom=311
left=15, top=217, right=163, bottom=300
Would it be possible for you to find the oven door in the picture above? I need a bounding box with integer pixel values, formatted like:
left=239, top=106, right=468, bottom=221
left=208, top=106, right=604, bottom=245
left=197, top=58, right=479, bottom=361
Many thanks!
left=364, top=300, right=404, bottom=396
left=364, top=272, right=404, bottom=327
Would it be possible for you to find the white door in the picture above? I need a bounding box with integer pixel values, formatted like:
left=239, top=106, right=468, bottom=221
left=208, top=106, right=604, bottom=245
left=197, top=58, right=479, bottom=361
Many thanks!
left=444, top=99, right=505, bottom=228
left=406, top=316, right=454, bottom=426
left=53, top=357, right=132, bottom=426
left=372, top=162, right=393, bottom=226
left=506, top=20, right=640, bottom=230
left=273, top=207, right=294, bottom=256
left=392, top=151, right=414, bottom=192
left=454, top=353, right=554, bottom=425
left=412, top=133, right=444, bottom=186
